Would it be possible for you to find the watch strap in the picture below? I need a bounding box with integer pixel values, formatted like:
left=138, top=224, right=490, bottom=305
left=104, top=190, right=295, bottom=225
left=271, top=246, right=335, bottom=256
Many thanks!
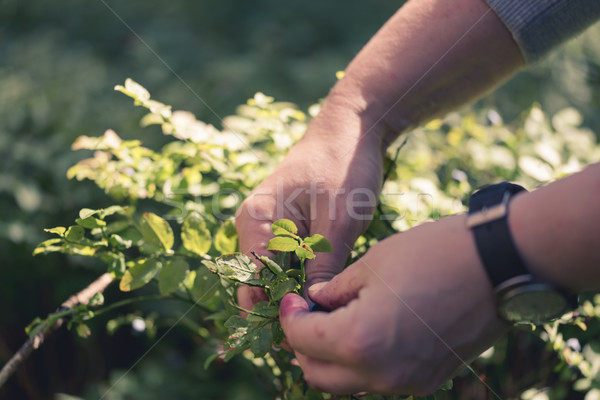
left=468, top=182, right=528, bottom=288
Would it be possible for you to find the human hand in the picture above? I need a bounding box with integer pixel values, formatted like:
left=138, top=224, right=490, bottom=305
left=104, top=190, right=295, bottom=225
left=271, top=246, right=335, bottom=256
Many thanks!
left=279, top=214, right=509, bottom=395
left=235, top=101, right=386, bottom=309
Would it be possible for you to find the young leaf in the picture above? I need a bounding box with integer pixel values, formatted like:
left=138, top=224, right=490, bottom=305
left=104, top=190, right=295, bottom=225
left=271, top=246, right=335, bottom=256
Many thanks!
left=158, top=259, right=189, bottom=295
left=258, top=255, right=286, bottom=278
left=119, top=259, right=162, bottom=292
left=295, top=246, right=315, bottom=260
left=75, top=322, right=91, bottom=339
left=271, top=219, right=298, bottom=236
left=181, top=213, right=212, bottom=256
left=214, top=220, right=237, bottom=253
left=266, top=236, right=298, bottom=252
left=303, top=234, right=333, bottom=253
left=140, top=212, right=174, bottom=251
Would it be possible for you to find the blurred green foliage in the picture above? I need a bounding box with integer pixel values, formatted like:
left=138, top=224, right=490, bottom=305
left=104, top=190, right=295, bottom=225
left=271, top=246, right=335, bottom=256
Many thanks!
left=1, top=1, right=600, bottom=400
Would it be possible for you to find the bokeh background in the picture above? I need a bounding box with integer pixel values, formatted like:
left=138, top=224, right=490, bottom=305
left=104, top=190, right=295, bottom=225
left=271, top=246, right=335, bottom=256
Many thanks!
left=1, top=1, right=599, bottom=399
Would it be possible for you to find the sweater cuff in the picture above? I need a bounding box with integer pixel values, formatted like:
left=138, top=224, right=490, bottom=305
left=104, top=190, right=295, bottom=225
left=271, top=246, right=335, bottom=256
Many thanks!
left=484, top=0, right=600, bottom=64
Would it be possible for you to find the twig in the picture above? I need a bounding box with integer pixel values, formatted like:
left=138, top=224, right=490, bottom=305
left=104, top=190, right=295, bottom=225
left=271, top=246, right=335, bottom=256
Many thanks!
left=0, top=273, right=114, bottom=388
left=382, top=136, right=408, bottom=185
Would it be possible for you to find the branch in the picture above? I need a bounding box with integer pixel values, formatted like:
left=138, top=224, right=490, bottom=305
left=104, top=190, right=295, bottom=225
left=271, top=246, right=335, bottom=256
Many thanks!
left=0, top=273, right=114, bottom=389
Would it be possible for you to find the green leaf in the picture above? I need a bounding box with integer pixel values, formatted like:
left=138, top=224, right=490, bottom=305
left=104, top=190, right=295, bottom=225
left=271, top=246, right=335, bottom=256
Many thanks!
left=303, top=234, right=333, bottom=253
left=249, top=326, right=273, bottom=357
left=139, top=212, right=174, bottom=251
left=75, top=322, right=91, bottom=338
left=76, top=216, right=106, bottom=229
left=189, top=266, right=220, bottom=303
left=203, top=352, right=222, bottom=370
left=89, top=293, right=104, bottom=306
left=181, top=213, right=212, bottom=256
left=271, top=219, right=298, bottom=236
left=158, top=259, right=189, bottom=295
left=258, top=255, right=286, bottom=277
left=271, top=322, right=285, bottom=346
left=295, top=246, right=315, bottom=260
left=65, top=226, right=84, bottom=242
left=119, top=259, right=162, bottom=292
left=249, top=303, right=279, bottom=319
left=108, top=254, right=126, bottom=279
left=214, top=220, right=237, bottom=253
left=266, top=236, right=299, bottom=252
left=224, top=315, right=248, bottom=329
left=214, top=253, right=256, bottom=283
left=44, top=226, right=66, bottom=236
left=270, top=279, right=299, bottom=301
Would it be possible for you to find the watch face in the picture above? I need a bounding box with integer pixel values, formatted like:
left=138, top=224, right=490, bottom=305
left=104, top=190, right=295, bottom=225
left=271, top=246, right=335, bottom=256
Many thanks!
left=498, top=284, right=569, bottom=324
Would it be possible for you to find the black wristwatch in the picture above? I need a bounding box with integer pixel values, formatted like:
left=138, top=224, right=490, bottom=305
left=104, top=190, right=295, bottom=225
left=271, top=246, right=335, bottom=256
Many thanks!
left=467, top=182, right=577, bottom=324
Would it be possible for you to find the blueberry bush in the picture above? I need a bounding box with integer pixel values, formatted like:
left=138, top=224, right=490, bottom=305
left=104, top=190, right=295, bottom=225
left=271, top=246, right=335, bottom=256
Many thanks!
left=2, top=78, right=600, bottom=400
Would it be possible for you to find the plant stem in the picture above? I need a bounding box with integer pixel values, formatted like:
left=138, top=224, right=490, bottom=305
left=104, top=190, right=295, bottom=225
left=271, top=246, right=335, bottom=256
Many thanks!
left=0, top=273, right=114, bottom=389
left=92, top=294, right=166, bottom=317
left=300, top=259, right=306, bottom=292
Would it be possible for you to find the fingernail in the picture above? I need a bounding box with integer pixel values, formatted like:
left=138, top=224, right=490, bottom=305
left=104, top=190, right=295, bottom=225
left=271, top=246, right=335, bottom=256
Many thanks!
left=308, top=281, right=327, bottom=298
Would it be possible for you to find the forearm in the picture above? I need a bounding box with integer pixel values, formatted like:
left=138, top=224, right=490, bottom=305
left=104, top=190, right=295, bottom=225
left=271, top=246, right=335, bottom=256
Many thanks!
left=317, top=0, right=523, bottom=148
left=509, top=162, right=600, bottom=293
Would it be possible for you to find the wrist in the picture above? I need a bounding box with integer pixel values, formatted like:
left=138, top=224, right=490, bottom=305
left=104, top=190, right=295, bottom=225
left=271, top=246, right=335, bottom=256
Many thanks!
left=322, top=79, right=409, bottom=152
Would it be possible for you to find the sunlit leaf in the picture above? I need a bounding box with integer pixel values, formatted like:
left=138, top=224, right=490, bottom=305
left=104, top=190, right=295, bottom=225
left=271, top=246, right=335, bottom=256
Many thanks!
left=214, top=220, right=237, bottom=253
left=181, top=213, right=211, bottom=256
left=65, top=226, right=84, bottom=242
left=119, top=259, right=162, bottom=292
left=271, top=219, right=298, bottom=236
left=140, top=212, right=174, bottom=251
left=303, top=234, right=333, bottom=253
left=266, top=236, right=298, bottom=252
left=214, top=253, right=255, bottom=283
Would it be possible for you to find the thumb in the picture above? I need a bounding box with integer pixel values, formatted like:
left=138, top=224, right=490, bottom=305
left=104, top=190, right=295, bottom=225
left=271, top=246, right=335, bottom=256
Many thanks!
left=308, top=261, right=368, bottom=310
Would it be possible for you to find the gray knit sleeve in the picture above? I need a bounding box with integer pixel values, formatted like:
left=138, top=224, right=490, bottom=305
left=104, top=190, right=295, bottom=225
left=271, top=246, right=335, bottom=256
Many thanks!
left=484, top=0, right=600, bottom=64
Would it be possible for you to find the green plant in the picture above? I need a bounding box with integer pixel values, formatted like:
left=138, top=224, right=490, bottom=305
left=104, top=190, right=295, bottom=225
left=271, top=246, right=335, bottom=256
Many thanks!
left=2, top=78, right=600, bottom=400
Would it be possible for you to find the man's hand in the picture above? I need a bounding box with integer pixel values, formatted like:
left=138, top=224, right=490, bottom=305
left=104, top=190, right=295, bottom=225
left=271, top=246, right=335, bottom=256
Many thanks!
left=279, top=215, right=508, bottom=395
left=235, top=102, right=386, bottom=310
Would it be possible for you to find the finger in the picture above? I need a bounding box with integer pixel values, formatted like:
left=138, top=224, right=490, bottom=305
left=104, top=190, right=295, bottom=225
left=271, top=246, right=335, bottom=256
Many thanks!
left=293, top=352, right=370, bottom=394
left=304, top=222, right=358, bottom=288
left=279, top=293, right=359, bottom=363
left=307, top=261, right=368, bottom=310
left=235, top=198, right=276, bottom=311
